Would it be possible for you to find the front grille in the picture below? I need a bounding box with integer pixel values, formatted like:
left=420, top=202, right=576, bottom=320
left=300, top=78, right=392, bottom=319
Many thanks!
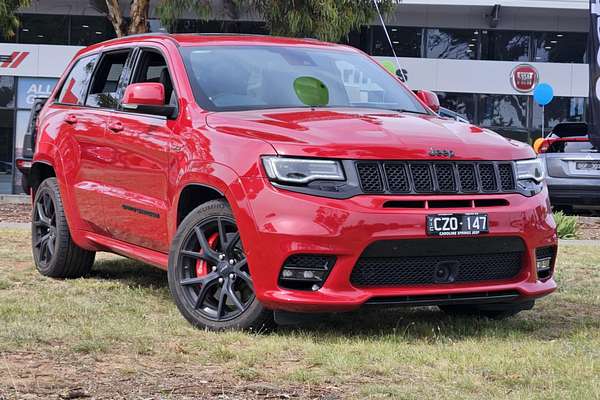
left=356, top=161, right=516, bottom=195
left=350, top=237, right=524, bottom=287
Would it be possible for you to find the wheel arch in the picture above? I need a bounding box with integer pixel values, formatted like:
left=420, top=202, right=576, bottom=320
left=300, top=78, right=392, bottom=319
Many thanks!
left=176, top=183, right=226, bottom=226
left=29, top=161, right=56, bottom=195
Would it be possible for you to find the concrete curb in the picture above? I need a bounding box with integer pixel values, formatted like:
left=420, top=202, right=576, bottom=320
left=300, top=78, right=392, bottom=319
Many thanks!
left=0, top=195, right=30, bottom=204
left=0, top=222, right=30, bottom=229
left=559, top=239, right=600, bottom=246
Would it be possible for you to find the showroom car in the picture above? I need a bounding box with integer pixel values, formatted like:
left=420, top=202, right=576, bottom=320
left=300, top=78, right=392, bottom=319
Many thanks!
left=23, top=33, right=557, bottom=330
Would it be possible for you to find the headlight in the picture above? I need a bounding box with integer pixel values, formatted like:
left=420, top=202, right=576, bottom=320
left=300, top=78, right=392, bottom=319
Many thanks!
left=516, top=158, right=545, bottom=183
left=262, top=157, right=345, bottom=184
left=516, top=158, right=545, bottom=196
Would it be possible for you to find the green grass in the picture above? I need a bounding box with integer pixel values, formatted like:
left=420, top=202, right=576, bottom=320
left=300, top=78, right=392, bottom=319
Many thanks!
left=0, top=229, right=599, bottom=399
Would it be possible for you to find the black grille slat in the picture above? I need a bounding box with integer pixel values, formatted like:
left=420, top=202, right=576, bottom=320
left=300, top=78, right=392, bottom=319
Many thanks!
left=457, top=164, right=478, bottom=192
left=357, top=163, right=384, bottom=193
left=410, top=164, right=434, bottom=192
left=478, top=163, right=498, bottom=192
left=434, top=164, right=457, bottom=192
left=384, top=163, right=410, bottom=193
left=356, top=161, right=515, bottom=195
left=351, top=252, right=523, bottom=287
left=499, top=163, right=516, bottom=191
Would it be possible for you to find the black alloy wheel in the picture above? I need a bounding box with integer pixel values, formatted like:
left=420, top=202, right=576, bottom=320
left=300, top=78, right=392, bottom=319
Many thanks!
left=33, top=190, right=57, bottom=267
left=31, top=178, right=95, bottom=278
left=178, top=216, right=254, bottom=321
left=168, top=200, right=273, bottom=330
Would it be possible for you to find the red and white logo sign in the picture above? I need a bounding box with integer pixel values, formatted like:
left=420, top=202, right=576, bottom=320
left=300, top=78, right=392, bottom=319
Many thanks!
left=510, top=64, right=539, bottom=93
left=0, top=51, right=30, bottom=69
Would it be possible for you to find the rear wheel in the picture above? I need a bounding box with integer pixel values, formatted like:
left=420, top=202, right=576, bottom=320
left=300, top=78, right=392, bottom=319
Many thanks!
left=439, top=301, right=534, bottom=320
left=168, top=199, right=273, bottom=331
left=32, top=178, right=95, bottom=278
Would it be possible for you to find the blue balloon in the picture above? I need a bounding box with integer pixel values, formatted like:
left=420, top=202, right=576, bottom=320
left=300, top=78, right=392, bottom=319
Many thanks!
left=533, top=83, right=554, bottom=106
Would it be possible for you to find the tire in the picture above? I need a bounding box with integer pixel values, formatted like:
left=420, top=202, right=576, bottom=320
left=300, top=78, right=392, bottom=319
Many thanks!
left=168, top=199, right=274, bottom=331
left=32, top=178, right=95, bottom=278
left=439, top=301, right=534, bottom=320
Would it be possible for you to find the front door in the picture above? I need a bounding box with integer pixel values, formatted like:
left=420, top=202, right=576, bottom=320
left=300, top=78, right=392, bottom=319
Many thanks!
left=101, top=47, right=176, bottom=252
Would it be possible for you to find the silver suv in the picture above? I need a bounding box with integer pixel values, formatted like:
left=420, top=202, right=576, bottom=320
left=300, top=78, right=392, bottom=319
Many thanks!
left=537, top=123, right=600, bottom=213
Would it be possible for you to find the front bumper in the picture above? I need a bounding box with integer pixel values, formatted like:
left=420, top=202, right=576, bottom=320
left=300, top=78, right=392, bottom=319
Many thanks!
left=236, top=178, right=558, bottom=313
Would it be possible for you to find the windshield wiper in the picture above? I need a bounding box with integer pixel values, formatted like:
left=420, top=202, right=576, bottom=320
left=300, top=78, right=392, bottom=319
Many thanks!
left=390, top=109, right=430, bottom=115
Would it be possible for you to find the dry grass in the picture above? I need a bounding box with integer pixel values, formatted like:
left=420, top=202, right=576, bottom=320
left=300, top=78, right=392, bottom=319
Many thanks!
left=0, top=229, right=599, bottom=399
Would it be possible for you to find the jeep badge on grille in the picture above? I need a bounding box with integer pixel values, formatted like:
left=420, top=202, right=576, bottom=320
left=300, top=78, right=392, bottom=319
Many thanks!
left=429, top=148, right=455, bottom=158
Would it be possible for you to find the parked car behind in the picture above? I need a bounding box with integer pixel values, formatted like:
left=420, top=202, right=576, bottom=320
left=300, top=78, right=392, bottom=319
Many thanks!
left=534, top=122, right=600, bottom=213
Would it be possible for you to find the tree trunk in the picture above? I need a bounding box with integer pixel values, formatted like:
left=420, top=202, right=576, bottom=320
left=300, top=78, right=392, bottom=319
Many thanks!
left=105, top=0, right=126, bottom=37
left=128, top=0, right=150, bottom=35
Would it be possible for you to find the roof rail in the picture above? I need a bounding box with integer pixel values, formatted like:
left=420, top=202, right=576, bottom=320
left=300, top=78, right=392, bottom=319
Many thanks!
left=101, top=31, right=180, bottom=47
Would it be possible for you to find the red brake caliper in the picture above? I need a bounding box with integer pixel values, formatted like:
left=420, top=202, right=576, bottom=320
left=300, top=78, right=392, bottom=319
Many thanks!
left=196, top=232, right=220, bottom=277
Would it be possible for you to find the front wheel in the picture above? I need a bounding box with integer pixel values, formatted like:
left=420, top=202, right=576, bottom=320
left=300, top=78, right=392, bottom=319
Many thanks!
left=168, top=200, right=273, bottom=331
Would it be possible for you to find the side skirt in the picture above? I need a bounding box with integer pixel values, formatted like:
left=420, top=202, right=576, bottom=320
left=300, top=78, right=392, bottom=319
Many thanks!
left=82, top=231, right=169, bottom=270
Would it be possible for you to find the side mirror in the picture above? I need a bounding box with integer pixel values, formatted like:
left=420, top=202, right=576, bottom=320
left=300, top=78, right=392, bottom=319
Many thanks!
left=415, top=90, right=440, bottom=113
left=122, top=83, right=176, bottom=118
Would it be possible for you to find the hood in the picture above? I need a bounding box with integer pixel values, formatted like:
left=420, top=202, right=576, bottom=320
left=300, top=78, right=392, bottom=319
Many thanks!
left=206, top=108, right=535, bottom=160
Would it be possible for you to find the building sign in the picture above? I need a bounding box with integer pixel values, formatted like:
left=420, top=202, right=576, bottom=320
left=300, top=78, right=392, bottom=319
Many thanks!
left=0, top=44, right=81, bottom=77
left=0, top=51, right=30, bottom=69
left=17, top=77, right=57, bottom=109
left=510, top=64, right=539, bottom=93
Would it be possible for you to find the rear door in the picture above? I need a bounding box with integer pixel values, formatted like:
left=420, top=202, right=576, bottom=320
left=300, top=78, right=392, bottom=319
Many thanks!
left=51, top=53, right=109, bottom=233
left=101, top=45, right=176, bottom=252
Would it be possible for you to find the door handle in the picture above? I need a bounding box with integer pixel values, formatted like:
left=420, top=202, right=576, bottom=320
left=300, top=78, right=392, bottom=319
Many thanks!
left=108, top=121, right=124, bottom=132
left=65, top=114, right=77, bottom=124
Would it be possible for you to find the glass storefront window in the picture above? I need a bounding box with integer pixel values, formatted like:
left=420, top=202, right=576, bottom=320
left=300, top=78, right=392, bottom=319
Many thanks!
left=70, top=16, right=116, bottom=46
left=19, top=14, right=69, bottom=45
left=479, top=94, right=529, bottom=142
left=533, top=32, right=587, bottom=63
left=372, top=26, right=423, bottom=57
left=532, top=97, right=586, bottom=138
left=436, top=92, right=476, bottom=122
left=482, top=30, right=530, bottom=61
left=0, top=76, right=15, bottom=108
left=0, top=110, right=14, bottom=193
left=426, top=29, right=479, bottom=60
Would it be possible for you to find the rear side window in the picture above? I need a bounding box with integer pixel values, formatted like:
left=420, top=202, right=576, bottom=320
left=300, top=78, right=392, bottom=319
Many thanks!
left=86, top=51, right=131, bottom=109
left=57, top=54, right=98, bottom=105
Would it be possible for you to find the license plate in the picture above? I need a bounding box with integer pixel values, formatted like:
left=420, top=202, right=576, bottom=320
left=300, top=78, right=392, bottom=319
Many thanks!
left=575, top=161, right=600, bottom=171
left=427, top=213, right=488, bottom=236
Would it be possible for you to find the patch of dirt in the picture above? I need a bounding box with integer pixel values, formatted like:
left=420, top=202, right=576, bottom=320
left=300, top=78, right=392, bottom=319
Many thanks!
left=0, top=204, right=31, bottom=224
left=0, top=352, right=338, bottom=400
left=577, top=217, right=600, bottom=240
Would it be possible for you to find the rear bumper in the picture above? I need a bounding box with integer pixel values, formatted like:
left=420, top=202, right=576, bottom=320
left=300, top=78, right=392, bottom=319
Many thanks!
left=236, top=178, right=558, bottom=313
left=547, top=184, right=600, bottom=206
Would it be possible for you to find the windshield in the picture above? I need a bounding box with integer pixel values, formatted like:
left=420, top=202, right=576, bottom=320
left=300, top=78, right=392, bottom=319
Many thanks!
left=180, top=45, right=428, bottom=113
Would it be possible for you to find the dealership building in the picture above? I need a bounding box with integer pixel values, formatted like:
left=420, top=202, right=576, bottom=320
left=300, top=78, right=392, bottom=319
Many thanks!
left=0, top=0, right=590, bottom=194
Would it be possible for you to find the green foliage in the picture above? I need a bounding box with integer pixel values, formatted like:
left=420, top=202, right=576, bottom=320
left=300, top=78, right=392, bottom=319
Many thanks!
left=554, top=211, right=579, bottom=239
left=156, top=0, right=213, bottom=32
left=0, top=0, right=30, bottom=38
left=158, top=0, right=396, bottom=42
left=242, top=0, right=396, bottom=42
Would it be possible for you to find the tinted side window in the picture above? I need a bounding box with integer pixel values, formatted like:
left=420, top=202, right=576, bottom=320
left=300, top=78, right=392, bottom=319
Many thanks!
left=58, top=54, right=99, bottom=105
left=133, top=50, right=175, bottom=105
left=86, top=51, right=131, bottom=109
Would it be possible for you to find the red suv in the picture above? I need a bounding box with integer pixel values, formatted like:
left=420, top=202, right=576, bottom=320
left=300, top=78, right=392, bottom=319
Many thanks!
left=26, top=34, right=557, bottom=330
